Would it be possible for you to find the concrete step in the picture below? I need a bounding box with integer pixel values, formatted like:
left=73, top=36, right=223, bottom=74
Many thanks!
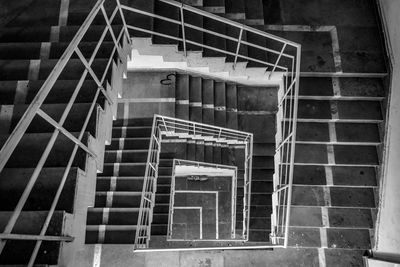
left=299, top=77, right=385, bottom=97
left=237, top=85, right=278, bottom=112
left=152, top=1, right=179, bottom=45
left=0, top=167, right=82, bottom=212
left=108, top=137, right=150, bottom=150
left=96, top=176, right=144, bottom=192
left=214, top=81, right=227, bottom=127
left=1, top=103, right=100, bottom=135
left=244, top=0, right=264, bottom=23
left=0, top=211, right=69, bottom=265
left=0, top=80, right=100, bottom=105
left=85, top=225, right=138, bottom=244
left=246, top=25, right=268, bottom=68
left=295, top=99, right=382, bottom=120
left=294, top=144, right=379, bottom=165
left=112, top=117, right=154, bottom=127
left=0, top=41, right=116, bottom=60
left=189, top=76, right=202, bottom=123
left=225, top=83, right=238, bottom=129
left=203, top=17, right=226, bottom=58
left=292, top=165, right=377, bottom=186
left=95, top=191, right=142, bottom=208
left=87, top=207, right=141, bottom=225
left=0, top=25, right=122, bottom=43
left=0, top=59, right=111, bottom=81
left=101, top=163, right=147, bottom=176
left=111, top=126, right=152, bottom=138
left=179, top=10, right=203, bottom=51
left=287, top=227, right=372, bottom=249
left=0, top=0, right=60, bottom=28
left=104, top=150, right=151, bottom=163
left=0, top=132, right=89, bottom=169
left=202, top=78, right=215, bottom=125
left=238, top=114, right=276, bottom=143
left=175, top=74, right=189, bottom=120
left=291, top=185, right=375, bottom=208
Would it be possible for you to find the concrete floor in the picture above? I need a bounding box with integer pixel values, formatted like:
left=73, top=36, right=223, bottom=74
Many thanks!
left=85, top=245, right=321, bottom=267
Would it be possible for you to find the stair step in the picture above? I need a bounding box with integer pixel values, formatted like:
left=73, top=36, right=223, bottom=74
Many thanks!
left=0, top=59, right=110, bottom=81
left=95, top=191, right=142, bottom=208
left=152, top=1, right=180, bottom=45
left=96, top=176, right=144, bottom=192
left=0, top=132, right=89, bottom=169
left=214, top=81, right=227, bottom=128
left=0, top=211, right=68, bottom=265
left=87, top=207, right=141, bottom=225
left=202, top=17, right=226, bottom=58
left=101, top=163, right=147, bottom=176
left=226, top=83, right=238, bottom=129
left=0, top=167, right=81, bottom=212
left=104, top=150, right=169, bottom=163
left=112, top=117, right=154, bottom=127
left=111, top=126, right=152, bottom=138
left=292, top=165, right=377, bottom=186
left=108, top=137, right=150, bottom=150
left=1, top=103, right=99, bottom=135
left=0, top=25, right=122, bottom=43
left=0, top=42, right=116, bottom=60
left=0, top=80, right=100, bottom=105
left=291, top=186, right=375, bottom=208
left=189, top=76, right=202, bottom=123
left=175, top=74, right=189, bottom=120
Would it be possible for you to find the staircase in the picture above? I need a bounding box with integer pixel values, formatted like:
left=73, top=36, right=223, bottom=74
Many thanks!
left=85, top=70, right=277, bottom=248
left=0, top=0, right=130, bottom=265
left=0, top=0, right=389, bottom=265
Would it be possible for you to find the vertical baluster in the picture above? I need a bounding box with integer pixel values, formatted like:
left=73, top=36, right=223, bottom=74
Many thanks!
left=233, top=28, right=244, bottom=70
left=179, top=4, right=187, bottom=57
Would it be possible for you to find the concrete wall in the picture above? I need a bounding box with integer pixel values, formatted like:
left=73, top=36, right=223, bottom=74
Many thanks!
left=374, top=0, right=400, bottom=262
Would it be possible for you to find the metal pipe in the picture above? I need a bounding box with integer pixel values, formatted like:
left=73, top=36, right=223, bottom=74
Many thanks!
left=233, top=28, right=244, bottom=69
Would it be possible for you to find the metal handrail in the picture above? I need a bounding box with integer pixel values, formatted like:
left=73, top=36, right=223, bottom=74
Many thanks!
left=0, top=0, right=131, bottom=265
left=134, top=115, right=253, bottom=248
left=120, top=0, right=296, bottom=72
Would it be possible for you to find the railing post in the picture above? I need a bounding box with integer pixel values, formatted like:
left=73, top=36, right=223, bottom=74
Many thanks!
left=233, top=27, right=244, bottom=70
left=268, top=43, right=287, bottom=79
left=179, top=4, right=187, bottom=57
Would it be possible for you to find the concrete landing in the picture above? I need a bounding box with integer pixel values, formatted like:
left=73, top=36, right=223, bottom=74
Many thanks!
left=75, top=244, right=323, bottom=267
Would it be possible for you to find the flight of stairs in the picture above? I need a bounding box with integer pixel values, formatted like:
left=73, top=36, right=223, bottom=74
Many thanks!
left=0, top=0, right=129, bottom=265
left=0, top=0, right=389, bottom=265
left=125, top=1, right=388, bottom=265
left=85, top=70, right=277, bottom=247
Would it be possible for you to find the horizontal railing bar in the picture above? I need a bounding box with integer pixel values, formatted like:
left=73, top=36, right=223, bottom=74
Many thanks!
left=0, top=234, right=74, bottom=242
left=122, top=4, right=294, bottom=61
left=155, top=115, right=251, bottom=137
left=36, top=109, right=97, bottom=158
left=125, top=24, right=288, bottom=72
left=240, top=40, right=294, bottom=60
left=159, top=0, right=300, bottom=48
left=126, top=25, right=183, bottom=42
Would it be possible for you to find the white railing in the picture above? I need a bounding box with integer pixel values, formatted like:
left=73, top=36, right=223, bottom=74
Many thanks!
left=0, top=0, right=131, bottom=265
left=271, top=56, right=301, bottom=247
left=167, top=159, right=238, bottom=241
left=121, top=0, right=301, bottom=247
left=134, top=115, right=253, bottom=248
